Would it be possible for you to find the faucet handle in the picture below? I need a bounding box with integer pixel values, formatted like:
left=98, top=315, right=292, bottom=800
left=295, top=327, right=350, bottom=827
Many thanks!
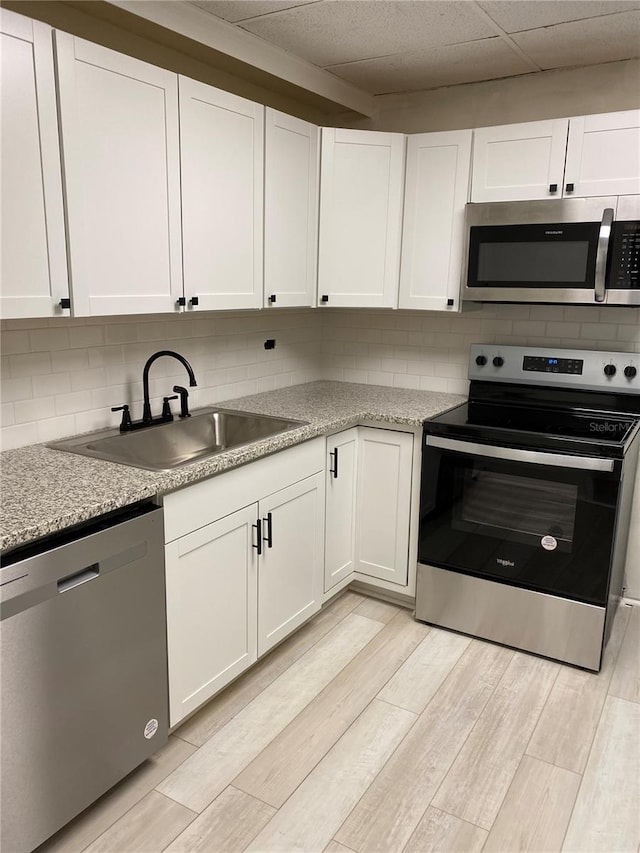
left=162, top=395, right=178, bottom=419
left=111, top=404, right=132, bottom=431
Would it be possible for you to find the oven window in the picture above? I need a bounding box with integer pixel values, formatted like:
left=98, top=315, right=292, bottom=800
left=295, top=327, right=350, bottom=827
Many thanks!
left=477, top=241, right=589, bottom=283
left=455, top=469, right=578, bottom=548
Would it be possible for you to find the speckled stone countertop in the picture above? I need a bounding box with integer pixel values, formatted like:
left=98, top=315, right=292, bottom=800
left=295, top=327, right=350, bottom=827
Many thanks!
left=0, top=381, right=464, bottom=553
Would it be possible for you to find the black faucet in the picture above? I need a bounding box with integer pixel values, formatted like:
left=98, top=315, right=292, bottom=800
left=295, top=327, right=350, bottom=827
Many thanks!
left=112, top=350, right=197, bottom=432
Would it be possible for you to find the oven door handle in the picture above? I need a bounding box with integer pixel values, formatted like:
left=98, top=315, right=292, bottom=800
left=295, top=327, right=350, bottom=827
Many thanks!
left=425, top=435, right=614, bottom=472
left=594, top=207, right=614, bottom=303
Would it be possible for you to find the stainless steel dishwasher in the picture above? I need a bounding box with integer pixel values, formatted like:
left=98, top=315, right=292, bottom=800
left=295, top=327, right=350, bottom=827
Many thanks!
left=0, top=503, right=168, bottom=853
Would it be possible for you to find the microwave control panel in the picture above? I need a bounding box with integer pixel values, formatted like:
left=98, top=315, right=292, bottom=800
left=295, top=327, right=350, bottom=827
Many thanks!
left=608, top=221, right=640, bottom=290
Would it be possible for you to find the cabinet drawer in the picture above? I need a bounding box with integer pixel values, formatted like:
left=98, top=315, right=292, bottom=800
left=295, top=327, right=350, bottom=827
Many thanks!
left=163, top=437, right=325, bottom=542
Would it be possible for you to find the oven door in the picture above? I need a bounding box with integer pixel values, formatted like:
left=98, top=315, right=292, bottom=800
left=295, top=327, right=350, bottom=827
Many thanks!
left=418, top=435, right=621, bottom=606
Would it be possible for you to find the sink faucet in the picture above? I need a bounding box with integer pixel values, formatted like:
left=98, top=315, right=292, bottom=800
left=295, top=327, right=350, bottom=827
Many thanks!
left=142, top=350, right=197, bottom=424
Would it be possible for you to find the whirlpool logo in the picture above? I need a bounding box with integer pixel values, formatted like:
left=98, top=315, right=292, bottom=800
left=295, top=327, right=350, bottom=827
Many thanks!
left=497, top=558, right=516, bottom=567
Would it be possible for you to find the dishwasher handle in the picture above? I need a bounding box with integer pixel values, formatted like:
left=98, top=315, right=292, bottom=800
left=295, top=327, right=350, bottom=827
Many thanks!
left=57, top=564, right=99, bottom=593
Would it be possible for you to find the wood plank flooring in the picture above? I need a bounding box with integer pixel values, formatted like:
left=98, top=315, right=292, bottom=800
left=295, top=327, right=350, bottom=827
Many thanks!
left=39, top=592, right=640, bottom=853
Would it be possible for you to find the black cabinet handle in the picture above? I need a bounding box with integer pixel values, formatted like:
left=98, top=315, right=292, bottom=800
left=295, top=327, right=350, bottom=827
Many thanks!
left=549, top=183, right=558, bottom=193
left=252, top=518, right=262, bottom=556
left=189, top=296, right=199, bottom=306
left=447, top=298, right=454, bottom=307
left=321, top=295, right=329, bottom=303
left=263, top=512, right=273, bottom=548
left=268, top=294, right=277, bottom=304
left=59, top=297, right=71, bottom=309
left=176, top=296, right=186, bottom=306
left=565, top=183, right=574, bottom=193
left=329, top=447, right=339, bottom=478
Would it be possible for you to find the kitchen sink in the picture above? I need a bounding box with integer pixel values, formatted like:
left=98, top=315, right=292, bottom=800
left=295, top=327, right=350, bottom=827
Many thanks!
left=49, top=408, right=309, bottom=471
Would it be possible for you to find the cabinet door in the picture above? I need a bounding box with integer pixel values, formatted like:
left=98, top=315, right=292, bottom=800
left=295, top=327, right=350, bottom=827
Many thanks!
left=399, top=130, right=472, bottom=311
left=318, top=128, right=405, bottom=308
left=471, top=119, right=569, bottom=202
left=264, top=109, right=318, bottom=308
left=165, top=505, right=258, bottom=727
left=258, top=473, right=324, bottom=656
left=564, top=110, right=640, bottom=198
left=55, top=33, right=182, bottom=316
left=180, top=77, right=263, bottom=311
left=355, top=428, right=413, bottom=586
left=0, top=10, right=68, bottom=318
left=325, top=428, right=358, bottom=592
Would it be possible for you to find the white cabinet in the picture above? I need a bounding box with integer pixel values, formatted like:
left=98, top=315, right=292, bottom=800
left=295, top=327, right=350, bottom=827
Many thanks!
left=324, top=428, right=359, bottom=591
left=399, top=130, right=472, bottom=312
left=564, top=110, right=640, bottom=198
left=165, top=505, right=258, bottom=726
left=55, top=33, right=182, bottom=316
left=324, top=427, right=414, bottom=592
left=264, top=109, right=318, bottom=308
left=0, top=9, right=68, bottom=319
left=258, top=473, right=324, bottom=655
left=356, top=428, right=413, bottom=586
left=471, top=119, right=569, bottom=203
left=180, top=78, right=264, bottom=311
left=163, top=438, right=325, bottom=726
left=318, top=128, right=405, bottom=308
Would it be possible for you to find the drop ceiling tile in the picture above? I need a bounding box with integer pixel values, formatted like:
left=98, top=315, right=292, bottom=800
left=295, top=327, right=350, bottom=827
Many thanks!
left=238, top=0, right=497, bottom=67
left=512, top=10, right=640, bottom=70
left=479, top=1, right=640, bottom=34
left=189, top=1, right=321, bottom=24
left=327, top=38, right=533, bottom=95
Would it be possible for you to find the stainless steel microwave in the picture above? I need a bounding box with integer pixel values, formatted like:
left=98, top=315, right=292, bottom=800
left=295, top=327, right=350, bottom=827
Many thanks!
left=461, top=196, right=640, bottom=306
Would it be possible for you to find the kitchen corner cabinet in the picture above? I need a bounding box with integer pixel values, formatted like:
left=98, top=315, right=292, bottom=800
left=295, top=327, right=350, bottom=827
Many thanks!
left=163, top=438, right=324, bottom=726
left=318, top=128, right=405, bottom=308
left=0, top=9, right=69, bottom=319
left=264, top=109, right=318, bottom=308
left=325, top=428, right=359, bottom=591
left=399, top=130, right=472, bottom=311
left=471, top=119, right=569, bottom=203
left=55, top=33, right=183, bottom=316
left=564, top=110, right=640, bottom=198
left=325, top=427, right=413, bottom=592
left=180, top=78, right=264, bottom=311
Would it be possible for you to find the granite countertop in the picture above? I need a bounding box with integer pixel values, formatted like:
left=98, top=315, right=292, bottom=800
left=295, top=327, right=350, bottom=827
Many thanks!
left=0, top=381, right=464, bottom=553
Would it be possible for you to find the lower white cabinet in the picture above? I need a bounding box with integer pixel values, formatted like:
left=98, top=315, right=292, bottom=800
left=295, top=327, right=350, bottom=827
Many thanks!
left=165, top=505, right=258, bottom=726
left=163, top=439, right=325, bottom=726
left=325, top=427, right=414, bottom=593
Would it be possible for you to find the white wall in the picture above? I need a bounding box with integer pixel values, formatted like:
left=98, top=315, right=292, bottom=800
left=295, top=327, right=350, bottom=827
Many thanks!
left=0, top=310, right=321, bottom=449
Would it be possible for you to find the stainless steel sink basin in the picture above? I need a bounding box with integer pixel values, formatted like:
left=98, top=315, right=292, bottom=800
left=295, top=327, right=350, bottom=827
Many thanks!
left=49, top=408, right=309, bottom=471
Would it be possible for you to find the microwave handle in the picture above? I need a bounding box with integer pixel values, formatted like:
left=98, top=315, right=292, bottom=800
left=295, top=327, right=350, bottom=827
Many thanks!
left=425, top=435, right=614, bottom=473
left=594, top=207, right=614, bottom=303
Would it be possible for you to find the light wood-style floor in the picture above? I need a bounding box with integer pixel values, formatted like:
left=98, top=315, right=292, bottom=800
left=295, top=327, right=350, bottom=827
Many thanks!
left=40, top=592, right=640, bottom=853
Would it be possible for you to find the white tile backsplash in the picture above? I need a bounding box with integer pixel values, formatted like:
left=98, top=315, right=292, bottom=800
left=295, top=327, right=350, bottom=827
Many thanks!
left=1, top=304, right=639, bottom=450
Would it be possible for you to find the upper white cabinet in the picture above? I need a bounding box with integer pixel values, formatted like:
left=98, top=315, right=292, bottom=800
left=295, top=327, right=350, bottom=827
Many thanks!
left=264, top=109, right=318, bottom=308
left=472, top=110, right=640, bottom=203
left=318, top=128, right=405, bottom=308
left=55, top=33, right=183, bottom=316
left=0, top=9, right=69, bottom=319
left=471, top=119, right=569, bottom=203
left=399, top=130, right=472, bottom=312
left=180, top=78, right=264, bottom=311
left=564, top=110, right=640, bottom=198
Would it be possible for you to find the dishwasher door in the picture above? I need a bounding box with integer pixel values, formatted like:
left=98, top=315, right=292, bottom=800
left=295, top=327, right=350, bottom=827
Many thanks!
left=0, top=504, right=168, bottom=853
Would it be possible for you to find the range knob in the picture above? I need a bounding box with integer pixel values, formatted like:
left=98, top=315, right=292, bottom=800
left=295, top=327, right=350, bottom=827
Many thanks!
left=604, top=364, right=617, bottom=377
left=493, top=356, right=504, bottom=368
left=624, top=365, right=637, bottom=379
left=475, top=355, right=487, bottom=366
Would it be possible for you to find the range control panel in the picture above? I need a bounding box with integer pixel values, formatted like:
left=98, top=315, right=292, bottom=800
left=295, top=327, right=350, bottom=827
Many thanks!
left=470, top=344, right=640, bottom=394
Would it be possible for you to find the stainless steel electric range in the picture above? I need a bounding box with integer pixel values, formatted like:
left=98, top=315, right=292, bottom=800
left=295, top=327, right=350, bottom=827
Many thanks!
left=416, top=344, right=640, bottom=671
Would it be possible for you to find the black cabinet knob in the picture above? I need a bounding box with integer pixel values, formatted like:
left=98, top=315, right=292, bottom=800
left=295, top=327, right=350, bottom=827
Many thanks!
left=268, top=294, right=277, bottom=304
left=624, top=365, right=637, bottom=379
left=320, top=295, right=329, bottom=304
left=565, top=182, right=575, bottom=193
left=475, top=355, right=487, bottom=366
left=604, top=364, right=617, bottom=377
left=493, top=356, right=504, bottom=367
left=189, top=296, right=199, bottom=306
left=176, top=296, right=186, bottom=306
left=59, top=297, right=71, bottom=309
left=447, top=298, right=455, bottom=307
left=549, top=183, right=558, bottom=193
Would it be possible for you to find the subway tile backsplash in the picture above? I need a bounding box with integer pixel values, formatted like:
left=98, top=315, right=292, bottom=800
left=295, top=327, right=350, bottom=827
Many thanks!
left=1, top=304, right=639, bottom=450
